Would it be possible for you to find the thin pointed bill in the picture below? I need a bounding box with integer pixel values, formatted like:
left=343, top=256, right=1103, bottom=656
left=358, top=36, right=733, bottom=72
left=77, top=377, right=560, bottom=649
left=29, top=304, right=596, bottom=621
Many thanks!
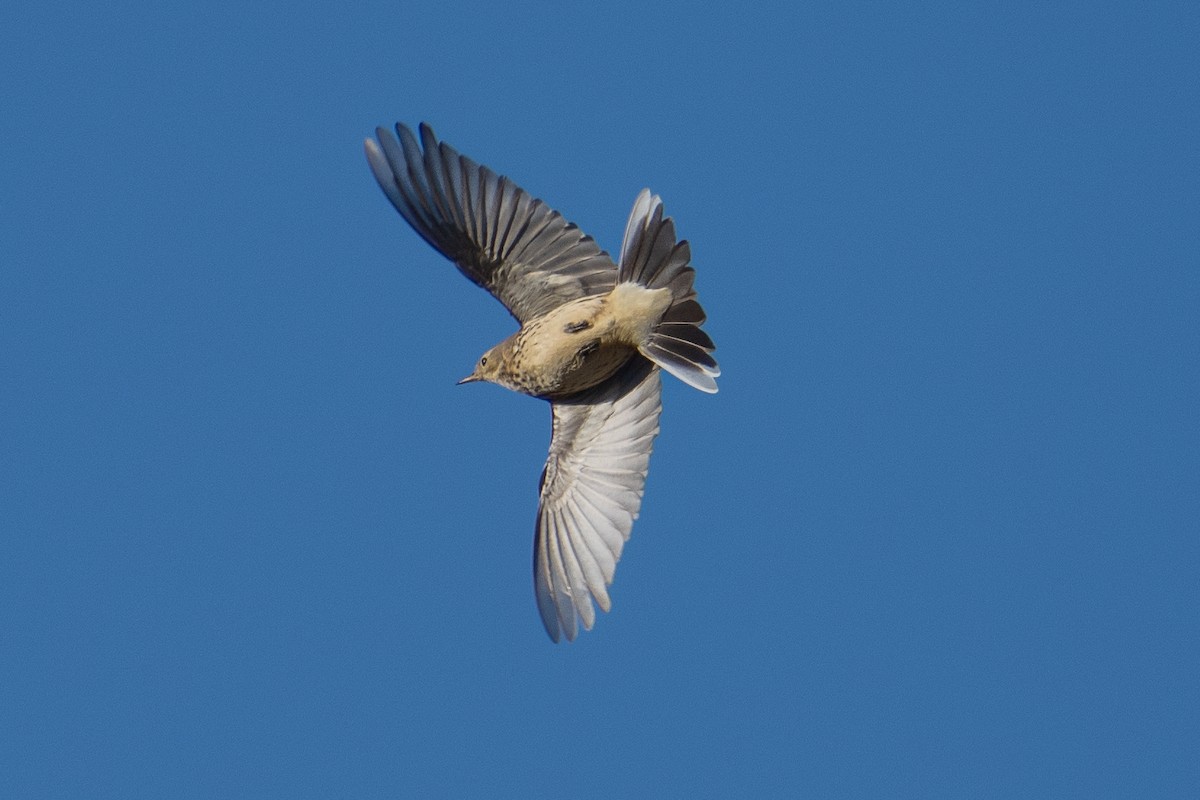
left=457, top=374, right=482, bottom=385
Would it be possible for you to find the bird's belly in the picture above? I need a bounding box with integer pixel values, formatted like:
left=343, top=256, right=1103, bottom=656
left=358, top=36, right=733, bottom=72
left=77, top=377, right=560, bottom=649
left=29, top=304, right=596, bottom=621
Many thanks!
left=549, top=342, right=636, bottom=397
left=505, top=299, right=636, bottom=398
left=514, top=335, right=635, bottom=398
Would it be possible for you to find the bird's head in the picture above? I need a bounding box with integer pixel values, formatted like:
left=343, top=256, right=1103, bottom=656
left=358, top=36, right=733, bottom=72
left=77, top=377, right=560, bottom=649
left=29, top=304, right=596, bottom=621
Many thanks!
left=458, top=344, right=504, bottom=387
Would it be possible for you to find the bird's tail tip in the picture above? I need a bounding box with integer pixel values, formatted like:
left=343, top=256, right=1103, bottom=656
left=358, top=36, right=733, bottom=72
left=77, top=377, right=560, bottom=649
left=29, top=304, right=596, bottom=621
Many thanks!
left=618, top=190, right=719, bottom=393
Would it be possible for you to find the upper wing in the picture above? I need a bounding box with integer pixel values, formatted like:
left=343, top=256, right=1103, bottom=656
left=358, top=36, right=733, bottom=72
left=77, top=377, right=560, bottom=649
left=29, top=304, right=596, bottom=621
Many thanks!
left=365, top=122, right=618, bottom=322
left=534, top=358, right=663, bottom=642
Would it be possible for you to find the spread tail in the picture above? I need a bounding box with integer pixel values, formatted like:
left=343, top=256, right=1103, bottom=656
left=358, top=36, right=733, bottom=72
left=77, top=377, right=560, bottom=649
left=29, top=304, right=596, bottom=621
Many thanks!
left=617, top=189, right=719, bottom=393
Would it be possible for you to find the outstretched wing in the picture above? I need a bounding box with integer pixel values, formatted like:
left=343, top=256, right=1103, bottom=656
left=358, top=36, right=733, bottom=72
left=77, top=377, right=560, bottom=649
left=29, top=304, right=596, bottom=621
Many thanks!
left=534, top=358, right=662, bottom=641
left=365, top=122, right=618, bottom=322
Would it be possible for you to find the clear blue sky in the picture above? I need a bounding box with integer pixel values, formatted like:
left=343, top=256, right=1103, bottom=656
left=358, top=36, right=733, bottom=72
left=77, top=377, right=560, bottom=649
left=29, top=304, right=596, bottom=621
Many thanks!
left=2, top=1, right=1197, bottom=797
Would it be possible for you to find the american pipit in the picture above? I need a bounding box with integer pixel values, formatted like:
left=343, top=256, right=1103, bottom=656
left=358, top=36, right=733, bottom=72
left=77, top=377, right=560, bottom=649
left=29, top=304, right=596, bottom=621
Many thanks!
left=365, top=123, right=719, bottom=641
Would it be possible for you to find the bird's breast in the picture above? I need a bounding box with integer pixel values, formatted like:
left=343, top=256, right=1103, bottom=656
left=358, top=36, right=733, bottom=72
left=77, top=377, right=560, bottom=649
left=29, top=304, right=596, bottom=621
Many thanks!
left=500, top=295, right=637, bottom=398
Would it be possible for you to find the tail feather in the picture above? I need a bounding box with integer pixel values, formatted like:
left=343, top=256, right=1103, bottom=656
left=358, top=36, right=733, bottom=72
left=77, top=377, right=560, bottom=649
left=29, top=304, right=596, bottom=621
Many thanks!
left=651, top=335, right=719, bottom=372
left=618, top=189, right=719, bottom=394
left=656, top=322, right=714, bottom=351
left=663, top=298, right=706, bottom=325
left=643, top=342, right=719, bottom=394
left=662, top=266, right=697, bottom=300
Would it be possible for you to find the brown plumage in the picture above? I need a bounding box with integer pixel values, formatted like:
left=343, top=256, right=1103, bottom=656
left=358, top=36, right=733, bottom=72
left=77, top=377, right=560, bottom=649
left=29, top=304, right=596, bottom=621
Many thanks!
left=365, top=122, right=719, bottom=641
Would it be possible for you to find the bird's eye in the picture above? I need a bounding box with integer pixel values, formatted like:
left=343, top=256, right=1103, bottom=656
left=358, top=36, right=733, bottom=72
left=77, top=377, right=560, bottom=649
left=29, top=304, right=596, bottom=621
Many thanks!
left=480, top=356, right=488, bottom=367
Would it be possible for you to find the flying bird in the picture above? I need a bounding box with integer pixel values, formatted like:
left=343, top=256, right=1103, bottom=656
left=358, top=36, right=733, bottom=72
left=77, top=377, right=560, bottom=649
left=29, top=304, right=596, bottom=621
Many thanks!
left=364, top=123, right=719, bottom=641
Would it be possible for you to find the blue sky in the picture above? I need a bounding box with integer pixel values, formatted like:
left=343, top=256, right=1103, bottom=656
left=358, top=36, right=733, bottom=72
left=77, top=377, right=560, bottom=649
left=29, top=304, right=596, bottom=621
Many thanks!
left=2, top=1, right=1197, bottom=797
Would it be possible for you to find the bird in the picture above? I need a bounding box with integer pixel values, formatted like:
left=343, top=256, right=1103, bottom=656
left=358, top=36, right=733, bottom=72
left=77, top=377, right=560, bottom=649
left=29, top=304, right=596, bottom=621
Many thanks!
left=364, top=122, right=719, bottom=641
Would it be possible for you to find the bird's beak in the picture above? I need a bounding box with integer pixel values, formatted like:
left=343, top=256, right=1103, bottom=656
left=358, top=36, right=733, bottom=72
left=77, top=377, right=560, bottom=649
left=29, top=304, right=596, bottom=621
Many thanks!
left=457, top=373, right=481, bottom=385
